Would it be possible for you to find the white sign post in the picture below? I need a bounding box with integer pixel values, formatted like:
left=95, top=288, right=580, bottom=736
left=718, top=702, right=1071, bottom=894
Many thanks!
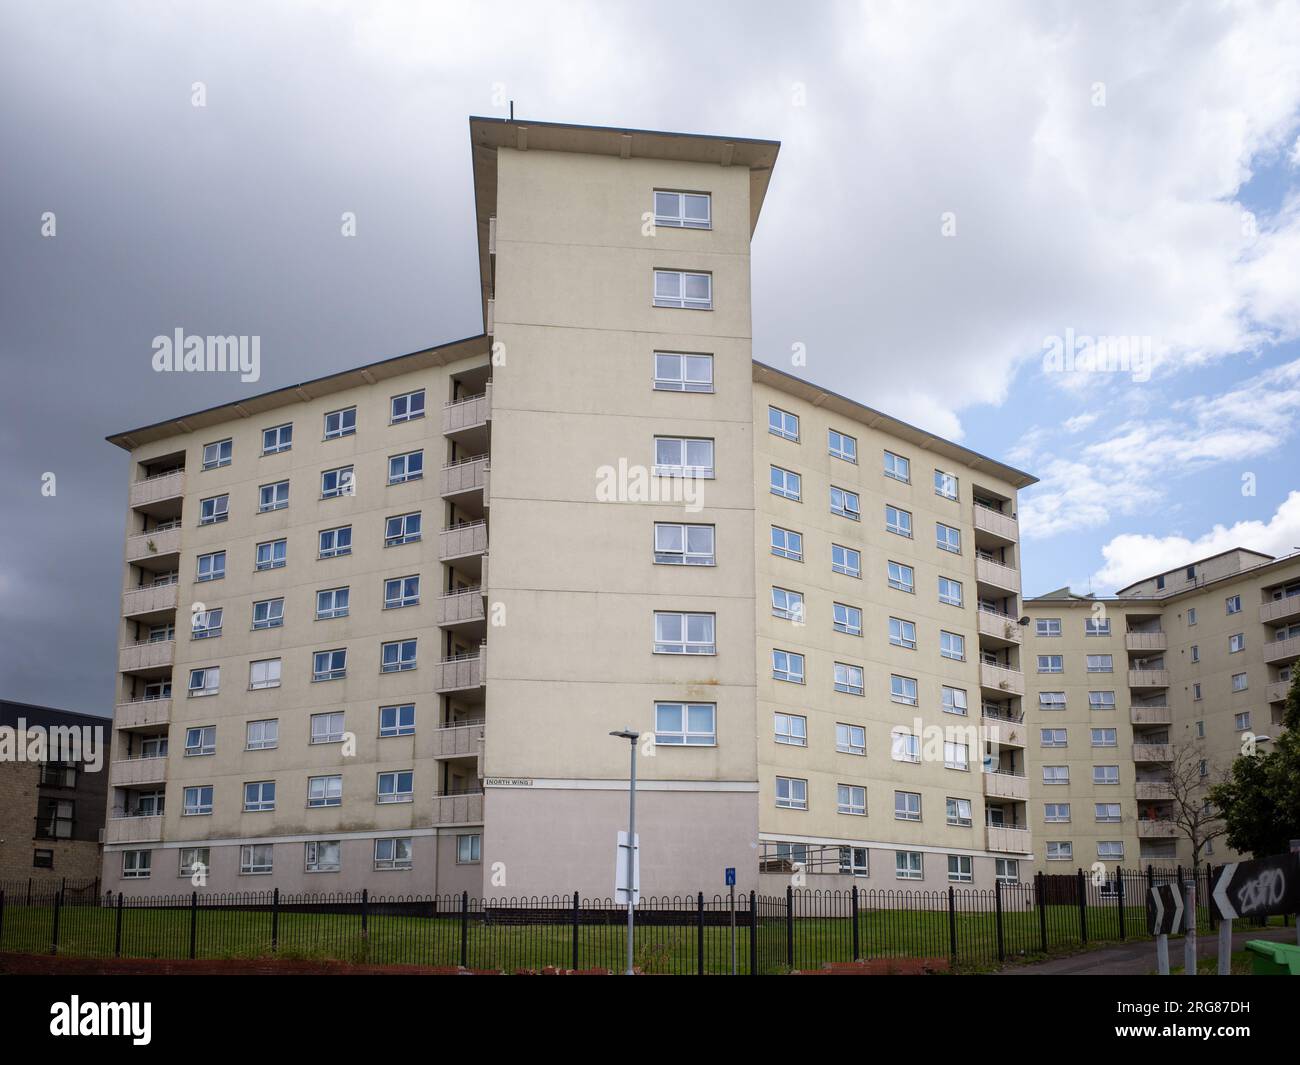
left=1183, top=881, right=1196, bottom=976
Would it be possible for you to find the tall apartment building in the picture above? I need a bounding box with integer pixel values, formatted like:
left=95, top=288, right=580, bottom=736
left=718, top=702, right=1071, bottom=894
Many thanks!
left=1022, top=549, right=1300, bottom=873
left=97, top=114, right=1093, bottom=899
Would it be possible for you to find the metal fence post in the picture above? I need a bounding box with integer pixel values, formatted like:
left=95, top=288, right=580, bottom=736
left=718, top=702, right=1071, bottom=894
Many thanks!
left=851, top=885, right=860, bottom=961
left=271, top=887, right=279, bottom=954
left=947, top=886, right=957, bottom=964
left=571, top=891, right=580, bottom=971
left=696, top=892, right=705, bottom=976
left=115, top=892, right=123, bottom=957
left=459, top=890, right=469, bottom=969
left=361, top=887, right=369, bottom=935
left=50, top=890, right=62, bottom=955
left=749, top=890, right=758, bottom=976
left=189, top=891, right=197, bottom=960
left=0, top=889, right=5, bottom=950
left=1117, top=869, right=1126, bottom=940
left=1036, top=871, right=1048, bottom=953
left=785, top=885, right=794, bottom=970
left=995, top=878, right=1005, bottom=963
left=1077, top=868, right=1087, bottom=944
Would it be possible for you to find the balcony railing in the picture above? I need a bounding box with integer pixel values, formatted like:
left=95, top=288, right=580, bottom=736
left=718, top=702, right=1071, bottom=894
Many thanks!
left=1125, top=631, right=1167, bottom=652
left=1260, top=596, right=1300, bottom=626
left=103, top=814, right=163, bottom=845
left=1132, top=743, right=1173, bottom=763
left=1128, top=669, right=1170, bottom=688
left=985, top=825, right=1032, bottom=853
left=122, top=582, right=178, bottom=618
left=432, top=790, right=484, bottom=825
left=1130, top=705, right=1173, bottom=725
left=1135, top=781, right=1173, bottom=800
left=442, top=385, right=492, bottom=436
left=973, top=505, right=1018, bottom=543
left=975, top=557, right=1020, bottom=593
left=114, top=698, right=172, bottom=730
left=982, top=718, right=1027, bottom=747
left=1267, top=680, right=1291, bottom=704
left=439, top=520, right=488, bottom=562
left=125, top=523, right=182, bottom=563
left=433, top=649, right=485, bottom=694
left=129, top=470, right=185, bottom=510
left=980, top=662, right=1025, bottom=697
left=119, top=640, right=175, bottom=672
left=109, top=757, right=168, bottom=788
left=1263, top=634, right=1300, bottom=666
left=1137, top=819, right=1178, bottom=839
left=977, top=609, right=1023, bottom=643
left=441, top=455, right=489, bottom=498
left=433, top=721, right=485, bottom=759
left=436, top=589, right=486, bottom=628
left=983, top=771, right=1029, bottom=801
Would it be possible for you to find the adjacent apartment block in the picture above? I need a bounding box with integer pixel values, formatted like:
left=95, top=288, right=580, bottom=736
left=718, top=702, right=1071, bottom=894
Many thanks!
left=102, top=115, right=1290, bottom=899
left=1022, top=549, right=1300, bottom=872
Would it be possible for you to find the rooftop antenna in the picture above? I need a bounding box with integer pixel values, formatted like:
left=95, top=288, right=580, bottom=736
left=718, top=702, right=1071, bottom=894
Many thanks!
left=509, top=100, right=514, bottom=121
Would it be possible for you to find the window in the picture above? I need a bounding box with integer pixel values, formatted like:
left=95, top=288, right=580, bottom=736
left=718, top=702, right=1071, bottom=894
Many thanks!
left=884, top=505, right=912, bottom=537
left=202, top=439, right=232, bottom=470
left=246, top=719, right=278, bottom=750
left=1191, top=644, right=1200, bottom=663
left=308, top=775, right=343, bottom=808
left=835, top=723, right=866, bottom=756
left=388, top=450, right=424, bottom=485
left=1093, top=765, right=1120, bottom=785
left=1088, top=691, right=1116, bottom=711
left=946, top=797, right=973, bottom=827
left=374, top=837, right=413, bottom=870
left=1043, top=765, right=1069, bottom=785
left=122, top=851, right=151, bottom=879
left=891, top=674, right=918, bottom=706
left=654, top=702, right=716, bottom=746
left=828, top=429, right=857, bottom=462
left=1231, top=672, right=1248, bottom=692
left=839, top=847, right=869, bottom=877
left=653, top=189, right=711, bottom=228
left=940, top=631, right=965, bottom=661
left=184, top=725, right=216, bottom=756
left=883, top=451, right=910, bottom=483
left=1085, top=617, right=1111, bottom=636
left=199, top=494, right=229, bottom=525
left=944, top=741, right=970, bottom=772
left=457, top=834, right=482, bottom=864
left=653, top=351, right=713, bottom=392
left=187, top=668, right=219, bottom=697
left=837, top=785, right=866, bottom=816
left=889, top=616, right=917, bottom=649
left=772, top=649, right=805, bottom=684
left=320, top=466, right=355, bottom=498
left=240, top=845, right=273, bottom=875
left=1093, top=840, right=1123, bottom=860
left=1046, top=842, right=1073, bottom=862
left=654, top=437, right=714, bottom=477
left=653, top=612, right=716, bottom=655
left=255, top=539, right=287, bottom=571
left=249, top=659, right=281, bottom=690
left=774, top=713, right=807, bottom=746
left=894, top=791, right=922, bottom=821
left=771, top=587, right=804, bottom=622
left=1095, top=803, right=1121, bottom=823
left=259, top=480, right=289, bottom=512
left=654, top=522, right=715, bottom=565
left=833, top=602, right=863, bottom=636
left=830, top=487, right=860, bottom=520
left=316, top=587, right=350, bottom=620
left=892, top=731, right=921, bottom=763
left=1086, top=654, right=1113, bottom=673
left=1229, top=633, right=1245, bottom=653
left=1187, top=607, right=1197, bottom=625
left=1044, top=803, right=1071, bottom=822
left=948, top=855, right=973, bottom=883
left=148, top=622, right=174, bottom=643
left=1091, top=728, right=1118, bottom=747
left=377, top=771, right=414, bottom=804
left=770, top=465, right=801, bottom=500
left=834, top=662, right=865, bottom=695
left=252, top=597, right=284, bottom=629
left=324, top=407, right=356, bottom=439
left=1186, top=565, right=1196, bottom=580
left=941, top=686, right=968, bottom=716
left=262, top=423, right=292, bottom=454
left=1035, top=618, right=1061, bottom=637
left=775, top=777, right=808, bottom=810
left=313, top=649, right=347, bottom=682
left=1194, top=684, right=1203, bottom=702
left=385, top=512, right=421, bottom=547
left=196, top=551, right=225, bottom=582
left=305, top=841, right=341, bottom=873
left=317, top=525, right=352, bottom=559
left=390, top=389, right=425, bottom=423
left=178, top=847, right=210, bottom=877
left=1234, top=711, right=1251, bottom=731
left=895, top=851, right=923, bottom=880
left=887, top=561, right=915, bottom=593
left=768, top=406, right=799, bottom=441
left=183, top=785, right=213, bottom=816
left=1037, top=655, right=1064, bottom=674
left=311, top=711, right=346, bottom=745
left=1039, top=692, right=1066, bottom=711
left=653, top=269, right=712, bottom=309
left=244, top=781, right=276, bottom=812
left=1156, top=574, right=1166, bottom=590
left=831, top=544, right=860, bottom=577
left=996, top=859, right=1020, bottom=883
left=379, top=704, right=416, bottom=738
left=191, top=607, right=223, bottom=640
left=384, top=575, right=420, bottom=610
left=381, top=639, right=418, bottom=672
left=934, top=469, right=958, bottom=500
left=937, top=577, right=963, bottom=607
left=1226, top=594, right=1242, bottom=615
left=1041, top=728, right=1068, bottom=747
left=771, top=525, right=804, bottom=561
left=936, top=523, right=961, bottom=553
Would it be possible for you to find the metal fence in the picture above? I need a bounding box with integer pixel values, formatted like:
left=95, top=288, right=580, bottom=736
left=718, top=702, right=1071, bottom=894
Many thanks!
left=0, top=866, right=1279, bottom=974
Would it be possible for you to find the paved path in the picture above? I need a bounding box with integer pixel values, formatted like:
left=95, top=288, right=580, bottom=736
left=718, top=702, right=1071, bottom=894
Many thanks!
left=999, top=926, right=1296, bottom=975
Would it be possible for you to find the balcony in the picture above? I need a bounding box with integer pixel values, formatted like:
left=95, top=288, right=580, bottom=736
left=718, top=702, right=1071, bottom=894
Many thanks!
left=114, top=698, right=172, bottom=731
left=129, top=470, right=185, bottom=514
left=436, top=589, right=486, bottom=629
left=110, top=757, right=168, bottom=788
left=1260, top=596, right=1300, bottom=626
left=1263, top=634, right=1300, bottom=667
left=983, top=771, right=1029, bottom=801
left=122, top=582, right=178, bottom=620
left=1137, top=819, right=1178, bottom=839
left=119, top=639, right=175, bottom=675
left=982, top=715, right=1027, bottom=747
left=1267, top=680, right=1291, bottom=704
left=1125, top=631, right=1167, bottom=653
left=973, top=505, right=1018, bottom=544
left=433, top=648, right=485, bottom=698
left=975, top=557, right=1020, bottom=594
left=125, top=523, right=182, bottom=567
left=103, top=814, right=163, bottom=845
left=1130, top=705, right=1172, bottom=726
left=978, top=609, right=1023, bottom=645
left=1128, top=669, right=1170, bottom=689
left=432, top=790, right=484, bottom=826
left=442, top=384, right=492, bottom=442
left=1133, top=743, right=1173, bottom=763
left=441, top=454, right=489, bottom=500
left=439, top=521, right=488, bottom=579
left=980, top=662, right=1025, bottom=697
left=985, top=825, right=1032, bottom=853
left=433, top=721, right=485, bottom=760
left=1135, top=781, right=1173, bottom=801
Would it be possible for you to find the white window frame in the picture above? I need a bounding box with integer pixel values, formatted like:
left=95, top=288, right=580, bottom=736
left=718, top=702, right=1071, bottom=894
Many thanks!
left=653, top=190, right=711, bottom=229
left=653, top=351, right=714, bottom=392
left=202, top=439, right=232, bottom=470
left=653, top=702, right=717, bottom=746
left=390, top=389, right=426, bottom=424
left=653, top=611, right=716, bottom=655
left=323, top=406, right=356, bottom=439
left=652, top=269, right=712, bottom=310
left=262, top=423, right=292, bottom=455
left=258, top=480, right=289, bottom=512
left=654, top=522, right=715, bottom=566
left=318, top=525, right=352, bottom=558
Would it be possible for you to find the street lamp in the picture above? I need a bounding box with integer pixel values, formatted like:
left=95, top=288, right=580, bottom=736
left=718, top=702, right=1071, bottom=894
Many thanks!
left=609, top=728, right=639, bottom=975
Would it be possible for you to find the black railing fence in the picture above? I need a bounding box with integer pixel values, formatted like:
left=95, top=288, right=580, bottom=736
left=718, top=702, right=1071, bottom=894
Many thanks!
left=0, top=866, right=1280, bottom=974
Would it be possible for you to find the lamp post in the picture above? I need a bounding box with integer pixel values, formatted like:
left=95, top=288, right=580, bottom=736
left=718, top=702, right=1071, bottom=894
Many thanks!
left=610, top=728, right=639, bottom=975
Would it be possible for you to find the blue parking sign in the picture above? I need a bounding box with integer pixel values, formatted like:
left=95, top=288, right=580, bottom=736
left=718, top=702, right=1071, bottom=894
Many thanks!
left=725, top=867, right=736, bottom=886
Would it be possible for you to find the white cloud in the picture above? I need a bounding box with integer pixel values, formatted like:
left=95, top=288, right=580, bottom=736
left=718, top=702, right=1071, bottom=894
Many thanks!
left=1091, top=490, right=1300, bottom=591
left=1063, top=412, right=1099, bottom=433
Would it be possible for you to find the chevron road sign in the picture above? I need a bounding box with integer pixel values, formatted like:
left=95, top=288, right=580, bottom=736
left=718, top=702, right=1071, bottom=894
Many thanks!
left=1147, top=881, right=1184, bottom=936
left=1210, top=853, right=1300, bottom=921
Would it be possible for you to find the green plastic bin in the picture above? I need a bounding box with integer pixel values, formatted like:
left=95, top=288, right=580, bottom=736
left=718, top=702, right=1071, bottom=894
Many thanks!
left=1245, top=940, right=1300, bottom=975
